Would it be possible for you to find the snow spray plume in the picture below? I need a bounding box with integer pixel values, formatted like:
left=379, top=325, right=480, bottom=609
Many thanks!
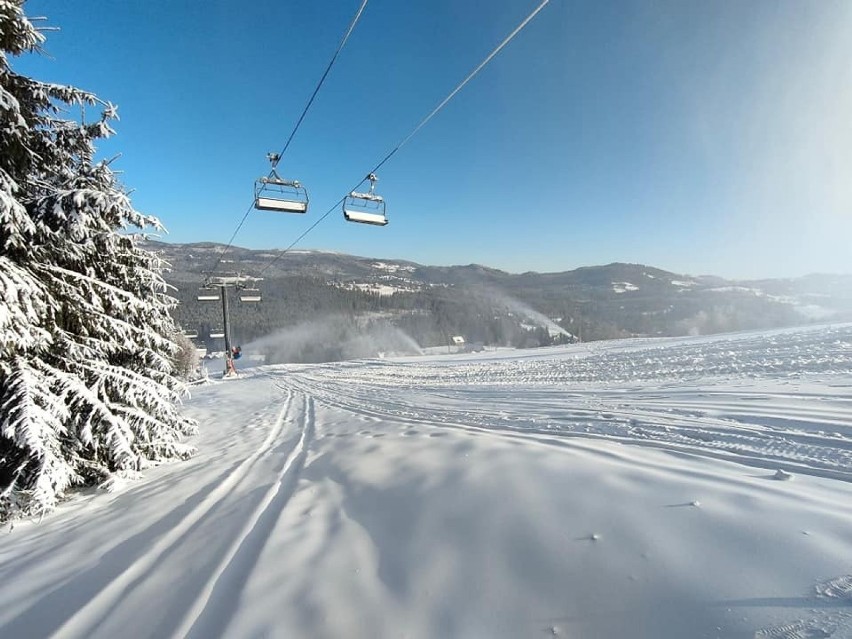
left=482, top=288, right=572, bottom=339
left=243, top=316, right=422, bottom=365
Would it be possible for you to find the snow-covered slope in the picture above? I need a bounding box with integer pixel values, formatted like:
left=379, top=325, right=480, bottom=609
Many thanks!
left=2, top=325, right=852, bottom=638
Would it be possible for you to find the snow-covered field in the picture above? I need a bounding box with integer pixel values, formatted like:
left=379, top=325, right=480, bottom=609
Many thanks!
left=2, top=324, right=852, bottom=638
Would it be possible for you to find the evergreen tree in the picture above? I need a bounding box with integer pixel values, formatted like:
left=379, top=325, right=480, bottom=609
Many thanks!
left=0, top=2, right=196, bottom=520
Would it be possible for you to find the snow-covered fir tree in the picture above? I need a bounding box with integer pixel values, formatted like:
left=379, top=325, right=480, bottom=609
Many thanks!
left=0, top=1, right=196, bottom=520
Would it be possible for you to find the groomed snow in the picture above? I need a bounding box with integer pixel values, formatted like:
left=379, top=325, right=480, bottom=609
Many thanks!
left=2, top=324, right=852, bottom=638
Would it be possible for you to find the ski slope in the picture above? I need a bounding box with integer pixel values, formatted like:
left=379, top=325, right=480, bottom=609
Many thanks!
left=2, top=324, right=852, bottom=638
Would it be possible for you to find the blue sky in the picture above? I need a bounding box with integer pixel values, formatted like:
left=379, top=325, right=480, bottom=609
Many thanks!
left=14, top=0, right=852, bottom=278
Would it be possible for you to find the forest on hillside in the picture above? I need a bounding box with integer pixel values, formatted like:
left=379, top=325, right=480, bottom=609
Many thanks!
left=167, top=266, right=813, bottom=365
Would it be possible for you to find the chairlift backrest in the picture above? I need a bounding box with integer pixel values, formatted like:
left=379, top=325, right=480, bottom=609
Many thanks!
left=210, top=330, right=225, bottom=339
left=343, top=208, right=388, bottom=226
left=255, top=196, right=308, bottom=213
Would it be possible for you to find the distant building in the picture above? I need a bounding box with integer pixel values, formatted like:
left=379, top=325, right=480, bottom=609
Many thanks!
left=448, top=335, right=466, bottom=354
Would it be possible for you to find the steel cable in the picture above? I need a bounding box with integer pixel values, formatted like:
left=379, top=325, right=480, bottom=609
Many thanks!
left=206, top=0, right=370, bottom=277
left=257, top=0, right=553, bottom=276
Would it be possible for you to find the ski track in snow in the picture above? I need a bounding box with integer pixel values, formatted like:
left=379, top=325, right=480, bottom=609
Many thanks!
left=754, top=611, right=852, bottom=639
left=817, top=576, right=852, bottom=601
left=177, top=392, right=314, bottom=639
left=45, top=386, right=314, bottom=639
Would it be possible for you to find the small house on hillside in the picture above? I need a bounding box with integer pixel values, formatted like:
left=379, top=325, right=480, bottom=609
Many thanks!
left=450, top=335, right=465, bottom=353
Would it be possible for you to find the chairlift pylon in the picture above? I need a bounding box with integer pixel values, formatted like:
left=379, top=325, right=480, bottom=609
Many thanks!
left=254, top=152, right=309, bottom=214
left=343, top=173, right=388, bottom=226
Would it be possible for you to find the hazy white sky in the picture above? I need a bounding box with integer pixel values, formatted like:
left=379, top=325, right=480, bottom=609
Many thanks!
left=673, top=1, right=852, bottom=276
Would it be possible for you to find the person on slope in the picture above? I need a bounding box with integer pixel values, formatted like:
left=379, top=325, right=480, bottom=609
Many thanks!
left=225, top=345, right=242, bottom=376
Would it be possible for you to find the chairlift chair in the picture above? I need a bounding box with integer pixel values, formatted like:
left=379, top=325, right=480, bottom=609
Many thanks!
left=254, top=153, right=308, bottom=214
left=197, top=287, right=220, bottom=302
left=182, top=329, right=198, bottom=339
left=239, top=288, right=262, bottom=303
left=343, top=173, right=388, bottom=226
left=210, top=329, right=225, bottom=339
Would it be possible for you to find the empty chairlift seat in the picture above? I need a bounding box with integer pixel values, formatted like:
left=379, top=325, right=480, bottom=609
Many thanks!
left=197, top=287, right=220, bottom=302
left=240, top=288, right=262, bottom=303
left=343, top=173, right=388, bottom=226
left=254, top=153, right=308, bottom=214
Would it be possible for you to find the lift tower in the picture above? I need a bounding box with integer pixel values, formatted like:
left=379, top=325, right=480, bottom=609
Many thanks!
left=201, top=273, right=262, bottom=376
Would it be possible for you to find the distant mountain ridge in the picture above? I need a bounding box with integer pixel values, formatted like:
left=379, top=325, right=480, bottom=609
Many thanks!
left=147, top=241, right=852, bottom=360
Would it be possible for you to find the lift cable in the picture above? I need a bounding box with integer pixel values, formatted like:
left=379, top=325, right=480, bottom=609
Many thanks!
left=257, top=0, right=553, bottom=277
left=368, top=0, right=552, bottom=177
left=206, top=0, right=370, bottom=278
left=277, top=0, right=369, bottom=161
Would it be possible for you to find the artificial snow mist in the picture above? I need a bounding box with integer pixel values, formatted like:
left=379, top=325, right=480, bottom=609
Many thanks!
left=244, top=315, right=423, bottom=365
left=0, top=2, right=196, bottom=520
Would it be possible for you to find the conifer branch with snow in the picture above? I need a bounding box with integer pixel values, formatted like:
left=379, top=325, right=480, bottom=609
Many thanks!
left=0, top=1, right=196, bottom=521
